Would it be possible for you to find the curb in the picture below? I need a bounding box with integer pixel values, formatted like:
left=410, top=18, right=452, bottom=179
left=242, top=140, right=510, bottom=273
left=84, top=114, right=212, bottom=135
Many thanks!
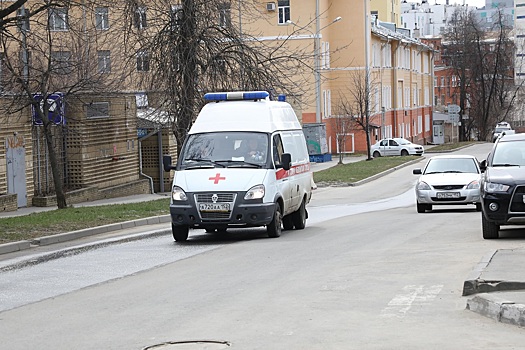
left=466, top=293, right=525, bottom=327
left=462, top=250, right=497, bottom=296
left=463, top=249, right=525, bottom=296
left=0, top=214, right=171, bottom=255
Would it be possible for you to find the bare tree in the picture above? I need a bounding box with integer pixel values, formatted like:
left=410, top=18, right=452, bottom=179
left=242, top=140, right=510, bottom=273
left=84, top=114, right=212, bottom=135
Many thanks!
left=443, top=7, right=519, bottom=141
left=119, top=0, right=315, bottom=154
left=337, top=70, right=376, bottom=161
left=328, top=113, right=354, bottom=164
left=0, top=0, right=130, bottom=208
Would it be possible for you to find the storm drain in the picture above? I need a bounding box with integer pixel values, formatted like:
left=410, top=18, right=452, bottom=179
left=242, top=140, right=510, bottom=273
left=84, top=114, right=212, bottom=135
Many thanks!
left=143, top=340, right=230, bottom=349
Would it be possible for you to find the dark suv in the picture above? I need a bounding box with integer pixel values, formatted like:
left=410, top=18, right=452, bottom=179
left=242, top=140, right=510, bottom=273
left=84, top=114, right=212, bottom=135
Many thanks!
left=480, top=133, right=525, bottom=239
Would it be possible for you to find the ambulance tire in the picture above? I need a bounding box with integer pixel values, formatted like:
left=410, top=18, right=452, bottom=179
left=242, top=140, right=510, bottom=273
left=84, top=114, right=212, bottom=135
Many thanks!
left=292, top=199, right=307, bottom=230
left=172, top=224, right=189, bottom=242
left=267, top=204, right=282, bottom=238
left=283, top=215, right=294, bottom=230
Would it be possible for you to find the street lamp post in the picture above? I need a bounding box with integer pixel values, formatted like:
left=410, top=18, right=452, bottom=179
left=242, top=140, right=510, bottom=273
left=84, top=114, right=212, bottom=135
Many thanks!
left=315, top=0, right=321, bottom=123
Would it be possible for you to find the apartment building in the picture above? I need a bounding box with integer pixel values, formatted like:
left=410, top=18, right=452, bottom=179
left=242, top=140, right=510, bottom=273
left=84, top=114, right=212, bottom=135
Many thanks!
left=246, top=0, right=433, bottom=153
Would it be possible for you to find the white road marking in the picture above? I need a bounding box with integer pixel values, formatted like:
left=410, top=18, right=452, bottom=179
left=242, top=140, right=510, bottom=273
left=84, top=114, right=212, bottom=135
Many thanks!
left=381, top=284, right=443, bottom=318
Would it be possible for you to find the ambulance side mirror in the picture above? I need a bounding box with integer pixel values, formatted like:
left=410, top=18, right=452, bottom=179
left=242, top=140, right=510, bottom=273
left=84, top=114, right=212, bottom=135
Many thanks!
left=281, top=153, right=292, bottom=171
left=163, top=155, right=175, bottom=172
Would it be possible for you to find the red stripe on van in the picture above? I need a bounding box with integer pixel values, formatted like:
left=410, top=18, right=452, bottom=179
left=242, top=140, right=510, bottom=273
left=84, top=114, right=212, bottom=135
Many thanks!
left=275, top=163, right=311, bottom=180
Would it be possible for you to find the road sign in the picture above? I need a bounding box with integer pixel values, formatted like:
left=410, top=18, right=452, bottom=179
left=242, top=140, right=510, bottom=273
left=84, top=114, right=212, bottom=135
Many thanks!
left=448, top=104, right=460, bottom=114
left=32, top=93, right=65, bottom=126
left=449, top=113, right=460, bottom=122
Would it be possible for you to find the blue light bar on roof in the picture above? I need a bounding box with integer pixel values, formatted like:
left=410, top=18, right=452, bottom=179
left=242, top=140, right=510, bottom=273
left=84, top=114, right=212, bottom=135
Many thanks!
left=204, top=91, right=269, bottom=101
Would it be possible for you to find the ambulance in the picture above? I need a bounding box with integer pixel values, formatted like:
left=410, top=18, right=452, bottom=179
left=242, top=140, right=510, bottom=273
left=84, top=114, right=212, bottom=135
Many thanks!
left=163, top=91, right=313, bottom=241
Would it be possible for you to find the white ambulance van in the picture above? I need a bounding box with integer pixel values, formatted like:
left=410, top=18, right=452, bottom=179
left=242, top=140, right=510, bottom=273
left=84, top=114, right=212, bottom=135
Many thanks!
left=163, top=91, right=313, bottom=241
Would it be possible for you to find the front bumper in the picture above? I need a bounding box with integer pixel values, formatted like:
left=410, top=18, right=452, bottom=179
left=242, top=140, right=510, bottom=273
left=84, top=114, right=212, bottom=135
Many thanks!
left=416, top=189, right=480, bottom=205
left=481, top=189, right=525, bottom=225
left=170, top=191, right=275, bottom=229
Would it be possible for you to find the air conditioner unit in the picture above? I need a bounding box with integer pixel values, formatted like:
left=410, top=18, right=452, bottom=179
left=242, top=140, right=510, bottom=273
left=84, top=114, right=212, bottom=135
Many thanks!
left=266, top=2, right=276, bottom=11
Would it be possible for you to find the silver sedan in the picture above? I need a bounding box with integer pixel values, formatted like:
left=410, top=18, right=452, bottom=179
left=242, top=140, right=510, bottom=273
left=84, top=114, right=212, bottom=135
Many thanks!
left=413, top=155, right=481, bottom=213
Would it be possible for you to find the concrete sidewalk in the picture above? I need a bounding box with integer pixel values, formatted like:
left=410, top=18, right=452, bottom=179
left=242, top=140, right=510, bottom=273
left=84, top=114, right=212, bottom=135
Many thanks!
left=462, top=249, right=525, bottom=327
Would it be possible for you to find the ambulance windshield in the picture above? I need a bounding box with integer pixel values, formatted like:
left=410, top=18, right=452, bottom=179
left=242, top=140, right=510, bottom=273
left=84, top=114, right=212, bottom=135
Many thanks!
left=181, top=132, right=269, bottom=168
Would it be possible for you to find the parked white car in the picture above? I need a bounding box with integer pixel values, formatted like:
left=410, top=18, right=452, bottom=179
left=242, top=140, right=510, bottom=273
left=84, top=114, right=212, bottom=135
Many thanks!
left=371, top=138, right=424, bottom=157
left=412, top=155, right=481, bottom=213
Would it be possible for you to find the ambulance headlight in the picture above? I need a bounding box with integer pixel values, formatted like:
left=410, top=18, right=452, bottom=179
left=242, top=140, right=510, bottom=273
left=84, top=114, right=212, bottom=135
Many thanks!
left=171, top=186, right=188, bottom=201
left=244, top=184, right=265, bottom=200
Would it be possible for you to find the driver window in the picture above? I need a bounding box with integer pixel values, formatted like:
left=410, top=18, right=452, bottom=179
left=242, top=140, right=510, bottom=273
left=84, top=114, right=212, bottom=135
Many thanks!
left=272, top=134, right=284, bottom=167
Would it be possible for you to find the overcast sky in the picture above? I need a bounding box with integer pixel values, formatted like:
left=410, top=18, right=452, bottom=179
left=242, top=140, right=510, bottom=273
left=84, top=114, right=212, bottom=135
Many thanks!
left=431, top=0, right=486, bottom=8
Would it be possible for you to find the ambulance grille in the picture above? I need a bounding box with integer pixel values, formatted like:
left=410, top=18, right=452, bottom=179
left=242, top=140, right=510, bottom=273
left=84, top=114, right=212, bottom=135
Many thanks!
left=201, top=212, right=231, bottom=220
left=195, top=193, right=235, bottom=203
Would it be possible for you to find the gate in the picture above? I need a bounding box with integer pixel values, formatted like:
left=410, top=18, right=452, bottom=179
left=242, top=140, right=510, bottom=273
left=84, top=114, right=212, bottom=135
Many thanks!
left=6, top=134, right=27, bottom=207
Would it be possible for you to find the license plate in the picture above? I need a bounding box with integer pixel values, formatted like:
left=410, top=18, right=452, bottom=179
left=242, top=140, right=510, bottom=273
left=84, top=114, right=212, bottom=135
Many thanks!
left=437, top=192, right=460, bottom=199
left=199, top=203, right=230, bottom=212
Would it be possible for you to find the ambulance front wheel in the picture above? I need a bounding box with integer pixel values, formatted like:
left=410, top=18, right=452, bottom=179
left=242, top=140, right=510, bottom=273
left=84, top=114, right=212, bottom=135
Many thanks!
left=172, top=224, right=189, bottom=242
left=267, top=204, right=282, bottom=238
left=292, top=199, right=307, bottom=230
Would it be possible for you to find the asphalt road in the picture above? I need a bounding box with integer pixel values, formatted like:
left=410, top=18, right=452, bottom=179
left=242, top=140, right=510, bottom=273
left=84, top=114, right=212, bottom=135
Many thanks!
left=2, top=143, right=525, bottom=349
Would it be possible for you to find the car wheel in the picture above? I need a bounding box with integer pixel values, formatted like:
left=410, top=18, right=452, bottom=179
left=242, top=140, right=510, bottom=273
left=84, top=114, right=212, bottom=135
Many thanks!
left=475, top=203, right=482, bottom=212
left=267, top=204, right=282, bottom=238
left=482, top=214, right=499, bottom=239
left=416, top=202, right=427, bottom=213
left=401, top=149, right=409, bottom=156
left=292, top=199, right=307, bottom=230
left=373, top=151, right=381, bottom=158
left=283, top=215, right=294, bottom=230
left=172, top=224, right=189, bottom=241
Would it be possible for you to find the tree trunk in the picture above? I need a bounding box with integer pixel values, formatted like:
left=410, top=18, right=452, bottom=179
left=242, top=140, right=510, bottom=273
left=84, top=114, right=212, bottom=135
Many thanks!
left=43, top=124, right=67, bottom=209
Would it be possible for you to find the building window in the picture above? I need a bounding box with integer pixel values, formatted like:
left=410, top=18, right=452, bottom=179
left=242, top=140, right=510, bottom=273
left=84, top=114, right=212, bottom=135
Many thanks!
left=218, top=2, right=231, bottom=28
left=87, top=102, right=110, bottom=119
left=96, top=7, right=109, bottom=30
left=134, top=7, right=147, bottom=29
left=17, top=7, right=30, bottom=32
left=51, top=51, right=72, bottom=74
left=321, top=41, right=330, bottom=69
left=49, top=7, right=68, bottom=31
left=98, top=50, right=111, bottom=73
left=278, top=0, right=290, bottom=24
left=137, top=51, right=149, bottom=72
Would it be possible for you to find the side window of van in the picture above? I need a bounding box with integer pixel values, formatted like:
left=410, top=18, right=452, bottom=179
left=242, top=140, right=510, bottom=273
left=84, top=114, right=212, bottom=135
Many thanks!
left=291, top=130, right=308, bottom=163
left=272, top=134, right=284, bottom=167
left=281, top=132, right=298, bottom=163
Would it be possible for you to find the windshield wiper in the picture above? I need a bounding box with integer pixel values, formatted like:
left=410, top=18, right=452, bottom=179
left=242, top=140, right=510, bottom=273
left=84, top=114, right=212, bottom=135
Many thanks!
left=183, top=158, right=226, bottom=168
left=215, top=159, right=262, bottom=168
left=425, top=171, right=443, bottom=174
left=493, top=163, right=521, bottom=167
left=443, top=170, right=463, bottom=173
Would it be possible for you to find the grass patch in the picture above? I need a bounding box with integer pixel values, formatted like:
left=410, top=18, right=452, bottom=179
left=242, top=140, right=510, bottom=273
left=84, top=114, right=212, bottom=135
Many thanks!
left=313, top=156, right=420, bottom=184
left=427, top=141, right=478, bottom=152
left=0, top=198, right=170, bottom=244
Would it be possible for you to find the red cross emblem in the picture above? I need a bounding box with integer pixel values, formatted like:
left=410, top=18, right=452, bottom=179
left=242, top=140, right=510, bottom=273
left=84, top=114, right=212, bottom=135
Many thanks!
left=209, top=173, right=226, bottom=184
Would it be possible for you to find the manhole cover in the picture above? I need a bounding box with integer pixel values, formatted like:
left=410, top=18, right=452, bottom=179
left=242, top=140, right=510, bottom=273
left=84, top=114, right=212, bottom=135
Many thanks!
left=143, top=340, right=230, bottom=350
